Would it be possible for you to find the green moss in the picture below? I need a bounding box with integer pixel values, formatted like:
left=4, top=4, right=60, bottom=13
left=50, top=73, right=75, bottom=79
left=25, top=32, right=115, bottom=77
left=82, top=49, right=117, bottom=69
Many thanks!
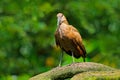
left=29, top=62, right=118, bottom=80
left=71, top=71, right=120, bottom=80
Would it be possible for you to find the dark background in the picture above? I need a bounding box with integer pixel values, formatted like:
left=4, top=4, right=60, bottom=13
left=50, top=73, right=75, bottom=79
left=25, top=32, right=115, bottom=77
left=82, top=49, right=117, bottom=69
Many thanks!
left=0, top=0, right=120, bottom=79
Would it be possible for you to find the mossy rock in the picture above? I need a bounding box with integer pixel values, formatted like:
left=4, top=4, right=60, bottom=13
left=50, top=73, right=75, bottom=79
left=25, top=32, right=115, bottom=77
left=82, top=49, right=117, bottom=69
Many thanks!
left=71, top=71, right=120, bottom=80
left=29, top=62, right=119, bottom=80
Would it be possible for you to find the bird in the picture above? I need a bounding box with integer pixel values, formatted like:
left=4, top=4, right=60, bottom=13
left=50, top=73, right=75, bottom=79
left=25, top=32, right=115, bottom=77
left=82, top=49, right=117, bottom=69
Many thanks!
left=55, top=13, right=86, bottom=66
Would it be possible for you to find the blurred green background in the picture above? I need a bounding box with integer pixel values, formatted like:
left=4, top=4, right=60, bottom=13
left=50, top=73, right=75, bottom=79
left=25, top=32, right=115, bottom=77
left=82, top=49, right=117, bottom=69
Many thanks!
left=0, top=0, right=120, bottom=80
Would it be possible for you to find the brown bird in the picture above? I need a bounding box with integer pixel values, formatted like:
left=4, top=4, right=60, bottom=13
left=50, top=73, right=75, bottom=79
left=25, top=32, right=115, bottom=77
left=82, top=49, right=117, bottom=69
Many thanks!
left=55, top=13, right=86, bottom=66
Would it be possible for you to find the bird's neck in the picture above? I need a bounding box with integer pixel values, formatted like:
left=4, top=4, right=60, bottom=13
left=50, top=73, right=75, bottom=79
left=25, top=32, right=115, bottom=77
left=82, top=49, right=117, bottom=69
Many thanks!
left=58, top=20, right=69, bottom=28
left=62, top=20, right=69, bottom=25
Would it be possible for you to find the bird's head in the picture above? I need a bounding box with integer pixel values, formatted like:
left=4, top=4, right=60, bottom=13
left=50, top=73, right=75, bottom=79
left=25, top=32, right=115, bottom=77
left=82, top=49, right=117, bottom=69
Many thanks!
left=57, top=13, right=68, bottom=26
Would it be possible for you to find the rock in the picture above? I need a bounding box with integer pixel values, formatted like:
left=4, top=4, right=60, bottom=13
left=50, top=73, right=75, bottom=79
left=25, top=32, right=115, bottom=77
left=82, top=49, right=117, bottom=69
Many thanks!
left=29, top=62, right=118, bottom=80
left=71, top=71, right=120, bottom=80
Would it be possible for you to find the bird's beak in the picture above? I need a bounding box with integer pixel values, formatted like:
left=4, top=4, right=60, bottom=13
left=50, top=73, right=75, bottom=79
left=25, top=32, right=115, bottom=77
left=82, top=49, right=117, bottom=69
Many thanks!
left=57, top=17, right=60, bottom=26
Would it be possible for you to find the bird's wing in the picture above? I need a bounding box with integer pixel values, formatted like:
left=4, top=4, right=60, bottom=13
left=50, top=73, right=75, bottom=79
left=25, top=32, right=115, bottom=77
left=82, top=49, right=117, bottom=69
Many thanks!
left=67, top=25, right=86, bottom=57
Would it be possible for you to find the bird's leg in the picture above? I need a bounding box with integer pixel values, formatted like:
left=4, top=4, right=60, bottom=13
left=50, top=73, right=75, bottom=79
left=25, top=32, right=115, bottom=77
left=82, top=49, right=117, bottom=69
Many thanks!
left=83, top=57, right=86, bottom=62
left=72, top=52, right=75, bottom=63
left=58, top=50, right=64, bottom=67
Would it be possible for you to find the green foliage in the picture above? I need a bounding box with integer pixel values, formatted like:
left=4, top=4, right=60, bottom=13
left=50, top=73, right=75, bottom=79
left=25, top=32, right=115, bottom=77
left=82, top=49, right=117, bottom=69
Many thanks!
left=0, top=0, right=120, bottom=79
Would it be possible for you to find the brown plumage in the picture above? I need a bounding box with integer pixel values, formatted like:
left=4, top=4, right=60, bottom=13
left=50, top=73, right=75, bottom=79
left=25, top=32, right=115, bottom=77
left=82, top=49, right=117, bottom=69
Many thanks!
left=55, top=13, right=86, bottom=65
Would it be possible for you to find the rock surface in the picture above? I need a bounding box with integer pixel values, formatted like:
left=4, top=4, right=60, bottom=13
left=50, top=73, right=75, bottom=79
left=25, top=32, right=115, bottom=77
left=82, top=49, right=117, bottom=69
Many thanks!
left=29, top=62, right=119, bottom=80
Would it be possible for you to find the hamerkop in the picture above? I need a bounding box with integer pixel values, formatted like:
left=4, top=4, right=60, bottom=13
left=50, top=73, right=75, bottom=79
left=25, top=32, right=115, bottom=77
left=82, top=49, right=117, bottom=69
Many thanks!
left=55, top=13, right=86, bottom=66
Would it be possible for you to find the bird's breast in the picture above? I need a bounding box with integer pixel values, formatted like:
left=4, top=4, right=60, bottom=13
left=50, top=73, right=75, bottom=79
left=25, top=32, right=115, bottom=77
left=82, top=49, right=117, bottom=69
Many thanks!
left=58, top=27, right=67, bottom=39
